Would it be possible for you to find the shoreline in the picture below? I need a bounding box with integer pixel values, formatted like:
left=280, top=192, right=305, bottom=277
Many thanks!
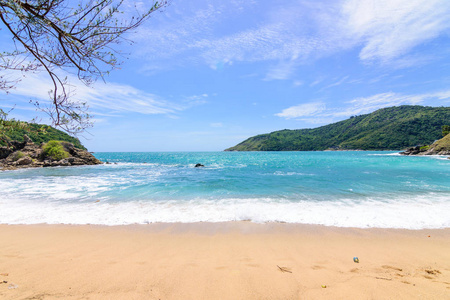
left=1, top=223, right=449, bottom=299
left=1, top=221, right=450, bottom=230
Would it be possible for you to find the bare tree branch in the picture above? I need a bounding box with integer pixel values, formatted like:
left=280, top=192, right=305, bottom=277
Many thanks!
left=0, top=0, right=169, bottom=134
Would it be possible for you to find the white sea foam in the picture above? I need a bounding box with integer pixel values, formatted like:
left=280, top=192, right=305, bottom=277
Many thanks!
left=369, top=153, right=401, bottom=156
left=273, top=171, right=311, bottom=176
left=430, top=155, right=450, bottom=160
left=1, top=151, right=449, bottom=229
left=0, top=195, right=449, bottom=229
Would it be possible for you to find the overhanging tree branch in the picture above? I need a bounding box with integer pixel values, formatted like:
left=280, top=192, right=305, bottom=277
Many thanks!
left=0, top=0, right=169, bottom=134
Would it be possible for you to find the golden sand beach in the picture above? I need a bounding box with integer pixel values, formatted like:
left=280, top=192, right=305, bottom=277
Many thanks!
left=0, top=223, right=449, bottom=299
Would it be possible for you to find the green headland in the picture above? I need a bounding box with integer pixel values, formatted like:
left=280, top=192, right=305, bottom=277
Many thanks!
left=0, top=120, right=86, bottom=150
left=226, top=105, right=450, bottom=151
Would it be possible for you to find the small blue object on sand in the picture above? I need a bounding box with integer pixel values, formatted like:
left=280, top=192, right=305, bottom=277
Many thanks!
left=353, top=257, right=359, bottom=263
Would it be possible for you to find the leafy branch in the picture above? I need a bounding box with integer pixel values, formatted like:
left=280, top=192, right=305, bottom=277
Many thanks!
left=0, top=0, right=169, bottom=134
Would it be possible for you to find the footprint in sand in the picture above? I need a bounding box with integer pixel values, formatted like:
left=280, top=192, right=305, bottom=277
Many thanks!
left=424, top=269, right=441, bottom=275
left=421, top=269, right=442, bottom=280
left=381, top=265, right=403, bottom=272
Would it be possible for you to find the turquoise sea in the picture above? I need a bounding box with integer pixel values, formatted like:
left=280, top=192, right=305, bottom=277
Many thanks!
left=0, top=151, right=449, bottom=228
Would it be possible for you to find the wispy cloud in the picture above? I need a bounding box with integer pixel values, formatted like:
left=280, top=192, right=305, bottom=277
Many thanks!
left=182, top=94, right=209, bottom=106
left=293, top=80, right=304, bottom=87
left=323, top=76, right=350, bottom=90
left=131, top=0, right=450, bottom=79
left=275, top=102, right=326, bottom=119
left=276, top=90, right=450, bottom=122
left=264, top=60, right=298, bottom=81
left=11, top=72, right=198, bottom=116
left=341, top=0, right=450, bottom=63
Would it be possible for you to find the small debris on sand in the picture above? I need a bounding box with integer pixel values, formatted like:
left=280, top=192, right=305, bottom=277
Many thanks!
left=277, top=265, right=292, bottom=273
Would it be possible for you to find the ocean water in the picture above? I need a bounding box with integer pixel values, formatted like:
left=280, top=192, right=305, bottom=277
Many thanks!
left=0, top=151, right=449, bottom=229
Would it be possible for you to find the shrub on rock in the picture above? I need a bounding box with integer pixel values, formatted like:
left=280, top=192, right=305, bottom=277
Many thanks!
left=42, top=141, right=69, bottom=161
left=11, top=151, right=25, bottom=162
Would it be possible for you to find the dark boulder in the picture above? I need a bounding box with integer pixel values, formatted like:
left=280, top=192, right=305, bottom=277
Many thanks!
left=194, top=163, right=205, bottom=168
left=8, top=140, right=26, bottom=151
left=0, top=147, right=12, bottom=159
left=16, top=156, right=33, bottom=166
left=23, top=134, right=33, bottom=144
left=400, top=146, right=426, bottom=155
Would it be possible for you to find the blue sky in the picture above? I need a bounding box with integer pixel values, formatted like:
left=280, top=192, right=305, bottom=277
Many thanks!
left=2, top=0, right=450, bottom=151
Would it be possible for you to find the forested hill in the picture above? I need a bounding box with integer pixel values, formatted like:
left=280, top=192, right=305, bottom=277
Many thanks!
left=0, top=120, right=86, bottom=150
left=225, top=106, right=450, bottom=151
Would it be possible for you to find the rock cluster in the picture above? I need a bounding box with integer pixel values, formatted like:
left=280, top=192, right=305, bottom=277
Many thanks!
left=400, top=146, right=428, bottom=156
left=400, top=134, right=450, bottom=157
left=0, top=135, right=102, bottom=171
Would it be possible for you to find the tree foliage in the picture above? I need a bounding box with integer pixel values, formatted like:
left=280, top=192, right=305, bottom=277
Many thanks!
left=0, top=109, right=86, bottom=149
left=0, top=0, right=168, bottom=133
left=226, top=106, right=450, bottom=151
left=443, top=125, right=450, bottom=137
left=0, top=107, right=29, bottom=145
left=42, top=140, right=69, bottom=160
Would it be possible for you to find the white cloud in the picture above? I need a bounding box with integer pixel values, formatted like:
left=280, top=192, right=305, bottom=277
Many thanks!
left=341, top=0, right=450, bottom=62
left=11, top=72, right=195, bottom=116
left=264, top=60, right=298, bottom=81
left=183, top=94, right=209, bottom=106
left=276, top=90, right=450, bottom=122
left=310, top=78, right=324, bottom=87
left=293, top=80, right=304, bottom=87
left=131, top=0, right=450, bottom=79
left=334, top=92, right=424, bottom=117
left=323, top=76, right=350, bottom=90
left=132, top=1, right=335, bottom=74
left=275, top=102, right=326, bottom=119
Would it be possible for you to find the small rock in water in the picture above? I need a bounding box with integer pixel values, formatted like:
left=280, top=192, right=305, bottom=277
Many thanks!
left=194, top=163, right=205, bottom=168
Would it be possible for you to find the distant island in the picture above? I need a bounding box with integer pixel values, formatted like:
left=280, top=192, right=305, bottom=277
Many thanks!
left=225, top=105, right=450, bottom=151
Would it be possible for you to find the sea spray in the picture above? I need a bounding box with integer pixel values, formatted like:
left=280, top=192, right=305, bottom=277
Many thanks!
left=1, top=151, right=449, bottom=228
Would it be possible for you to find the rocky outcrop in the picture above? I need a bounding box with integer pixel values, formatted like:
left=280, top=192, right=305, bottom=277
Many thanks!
left=401, top=134, right=450, bottom=157
left=401, top=146, right=427, bottom=155
left=0, top=147, right=12, bottom=159
left=0, top=135, right=102, bottom=171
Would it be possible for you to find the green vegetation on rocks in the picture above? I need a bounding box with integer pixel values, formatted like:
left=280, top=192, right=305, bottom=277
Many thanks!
left=402, top=130, right=450, bottom=156
left=443, top=125, right=450, bottom=137
left=226, top=106, right=450, bottom=151
left=1, top=135, right=102, bottom=171
left=10, top=151, right=25, bottom=162
left=0, top=117, right=86, bottom=150
left=43, top=141, right=70, bottom=161
left=427, top=133, right=450, bottom=153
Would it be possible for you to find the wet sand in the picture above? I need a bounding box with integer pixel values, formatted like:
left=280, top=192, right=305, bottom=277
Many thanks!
left=0, top=223, right=449, bottom=299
